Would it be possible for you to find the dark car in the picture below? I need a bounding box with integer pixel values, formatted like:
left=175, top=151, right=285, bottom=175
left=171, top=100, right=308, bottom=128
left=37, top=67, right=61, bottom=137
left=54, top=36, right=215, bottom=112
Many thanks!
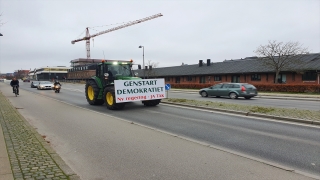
left=30, top=81, right=40, bottom=88
left=199, top=83, right=258, bottom=99
left=23, top=79, right=30, bottom=82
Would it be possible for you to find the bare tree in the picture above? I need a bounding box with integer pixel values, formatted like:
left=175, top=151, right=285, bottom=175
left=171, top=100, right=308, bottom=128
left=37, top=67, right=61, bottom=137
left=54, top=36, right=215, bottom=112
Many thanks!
left=254, top=40, right=308, bottom=83
left=145, top=60, right=159, bottom=78
left=0, top=13, right=6, bottom=27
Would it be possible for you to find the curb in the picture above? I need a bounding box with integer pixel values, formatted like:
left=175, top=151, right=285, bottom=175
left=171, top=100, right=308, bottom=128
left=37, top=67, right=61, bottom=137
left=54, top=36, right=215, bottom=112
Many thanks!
left=256, top=96, right=320, bottom=101
left=161, top=101, right=320, bottom=126
left=0, top=91, right=81, bottom=180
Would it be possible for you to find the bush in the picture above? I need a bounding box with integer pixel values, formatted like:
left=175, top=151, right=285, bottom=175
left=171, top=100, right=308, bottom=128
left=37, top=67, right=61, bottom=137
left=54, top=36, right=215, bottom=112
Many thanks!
left=171, top=83, right=212, bottom=89
left=252, top=84, right=320, bottom=93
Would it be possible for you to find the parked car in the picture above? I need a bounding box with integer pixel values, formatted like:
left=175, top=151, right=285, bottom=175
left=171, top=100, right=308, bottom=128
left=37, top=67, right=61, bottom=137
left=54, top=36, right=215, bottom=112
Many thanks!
left=23, top=79, right=30, bottom=82
left=37, top=81, right=54, bottom=90
left=199, top=83, right=258, bottom=99
left=30, top=81, right=40, bottom=88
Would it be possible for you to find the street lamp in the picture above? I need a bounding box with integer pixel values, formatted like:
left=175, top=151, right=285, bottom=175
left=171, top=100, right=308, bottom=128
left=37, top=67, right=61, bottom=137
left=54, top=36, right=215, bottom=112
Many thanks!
left=47, top=66, right=51, bottom=81
left=138, top=45, right=145, bottom=79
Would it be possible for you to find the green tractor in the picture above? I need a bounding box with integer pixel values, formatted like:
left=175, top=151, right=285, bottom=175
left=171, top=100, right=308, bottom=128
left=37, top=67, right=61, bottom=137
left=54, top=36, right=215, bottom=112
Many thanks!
left=85, top=60, right=163, bottom=110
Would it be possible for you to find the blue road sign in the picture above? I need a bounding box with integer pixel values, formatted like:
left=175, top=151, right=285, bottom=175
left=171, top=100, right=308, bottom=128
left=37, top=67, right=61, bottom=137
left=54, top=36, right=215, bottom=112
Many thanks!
left=165, top=84, right=171, bottom=90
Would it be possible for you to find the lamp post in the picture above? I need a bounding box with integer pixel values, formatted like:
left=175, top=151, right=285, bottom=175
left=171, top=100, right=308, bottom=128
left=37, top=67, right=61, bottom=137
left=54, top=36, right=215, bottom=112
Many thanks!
left=47, top=66, right=51, bottom=81
left=138, top=45, right=145, bottom=79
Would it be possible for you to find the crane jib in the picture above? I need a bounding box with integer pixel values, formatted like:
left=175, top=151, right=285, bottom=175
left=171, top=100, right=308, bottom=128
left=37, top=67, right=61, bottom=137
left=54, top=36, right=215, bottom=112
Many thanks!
left=70, top=13, right=163, bottom=58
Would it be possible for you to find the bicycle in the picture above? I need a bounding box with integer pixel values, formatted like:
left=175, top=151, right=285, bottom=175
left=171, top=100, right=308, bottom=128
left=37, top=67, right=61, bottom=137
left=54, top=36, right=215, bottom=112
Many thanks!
left=12, top=85, right=19, bottom=97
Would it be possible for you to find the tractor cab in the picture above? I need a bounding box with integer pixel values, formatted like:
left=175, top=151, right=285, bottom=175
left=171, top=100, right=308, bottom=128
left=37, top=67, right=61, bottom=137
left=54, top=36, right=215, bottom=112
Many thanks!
left=96, top=60, right=140, bottom=86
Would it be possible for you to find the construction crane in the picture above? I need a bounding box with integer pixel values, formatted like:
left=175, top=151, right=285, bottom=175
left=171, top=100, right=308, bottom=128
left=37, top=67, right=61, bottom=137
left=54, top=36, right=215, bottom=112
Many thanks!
left=71, top=13, right=163, bottom=59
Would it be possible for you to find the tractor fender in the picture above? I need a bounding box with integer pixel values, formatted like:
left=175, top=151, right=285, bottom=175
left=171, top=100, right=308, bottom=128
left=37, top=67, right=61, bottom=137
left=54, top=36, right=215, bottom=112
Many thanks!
left=89, top=76, right=104, bottom=99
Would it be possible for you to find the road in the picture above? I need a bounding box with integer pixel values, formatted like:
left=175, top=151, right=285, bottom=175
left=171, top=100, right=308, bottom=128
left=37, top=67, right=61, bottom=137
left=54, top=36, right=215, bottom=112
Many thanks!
left=26, top=82, right=320, bottom=110
left=4, top=82, right=320, bottom=179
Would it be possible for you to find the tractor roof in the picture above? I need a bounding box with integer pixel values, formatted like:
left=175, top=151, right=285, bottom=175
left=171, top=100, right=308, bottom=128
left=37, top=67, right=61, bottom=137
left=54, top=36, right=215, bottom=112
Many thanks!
left=101, top=59, right=134, bottom=65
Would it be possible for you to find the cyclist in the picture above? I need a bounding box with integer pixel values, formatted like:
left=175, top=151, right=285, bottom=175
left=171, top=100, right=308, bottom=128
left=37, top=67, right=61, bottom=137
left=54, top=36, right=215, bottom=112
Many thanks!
left=10, top=77, right=19, bottom=95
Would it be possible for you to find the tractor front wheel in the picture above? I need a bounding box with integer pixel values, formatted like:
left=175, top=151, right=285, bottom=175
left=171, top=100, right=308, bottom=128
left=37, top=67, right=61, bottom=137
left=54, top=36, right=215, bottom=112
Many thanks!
left=85, top=80, right=104, bottom=105
left=104, top=87, right=125, bottom=110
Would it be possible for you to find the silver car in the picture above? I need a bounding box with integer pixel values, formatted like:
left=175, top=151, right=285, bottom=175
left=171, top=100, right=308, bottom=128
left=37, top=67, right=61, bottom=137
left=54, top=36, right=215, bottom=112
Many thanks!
left=37, top=81, right=54, bottom=90
left=199, top=83, right=258, bottom=99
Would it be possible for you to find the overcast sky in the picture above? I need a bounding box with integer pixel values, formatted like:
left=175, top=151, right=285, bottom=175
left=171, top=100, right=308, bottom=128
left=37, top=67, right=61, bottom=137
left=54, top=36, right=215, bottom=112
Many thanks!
left=0, top=0, right=319, bottom=73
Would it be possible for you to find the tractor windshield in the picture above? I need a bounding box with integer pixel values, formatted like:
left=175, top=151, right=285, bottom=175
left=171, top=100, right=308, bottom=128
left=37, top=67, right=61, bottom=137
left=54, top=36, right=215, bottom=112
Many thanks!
left=108, top=64, right=132, bottom=76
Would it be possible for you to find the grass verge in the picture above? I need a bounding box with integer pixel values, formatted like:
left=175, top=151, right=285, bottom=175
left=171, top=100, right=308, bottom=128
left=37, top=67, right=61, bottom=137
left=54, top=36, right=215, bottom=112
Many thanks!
left=162, top=98, right=320, bottom=121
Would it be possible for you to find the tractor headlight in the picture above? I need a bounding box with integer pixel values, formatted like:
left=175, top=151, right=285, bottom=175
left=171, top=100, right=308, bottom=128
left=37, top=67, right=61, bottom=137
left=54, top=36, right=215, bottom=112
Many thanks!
left=104, top=73, right=109, bottom=77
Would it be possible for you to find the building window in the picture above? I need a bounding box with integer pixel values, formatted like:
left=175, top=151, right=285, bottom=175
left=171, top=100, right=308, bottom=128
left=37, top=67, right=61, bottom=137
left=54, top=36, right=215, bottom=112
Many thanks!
left=276, top=74, right=286, bottom=83
left=200, top=76, right=206, bottom=83
left=251, top=74, right=261, bottom=81
left=302, top=72, right=317, bottom=81
left=186, top=76, right=193, bottom=81
left=232, top=75, right=240, bottom=83
left=165, top=77, right=170, bottom=81
left=214, top=75, right=222, bottom=81
left=175, top=77, right=180, bottom=83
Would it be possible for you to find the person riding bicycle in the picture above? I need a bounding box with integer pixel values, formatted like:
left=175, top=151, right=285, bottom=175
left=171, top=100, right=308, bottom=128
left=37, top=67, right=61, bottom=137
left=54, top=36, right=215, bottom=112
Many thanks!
left=10, top=77, right=19, bottom=95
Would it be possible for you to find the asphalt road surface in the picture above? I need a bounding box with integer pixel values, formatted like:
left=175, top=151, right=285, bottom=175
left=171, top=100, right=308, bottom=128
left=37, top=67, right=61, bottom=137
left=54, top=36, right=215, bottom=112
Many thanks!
left=4, top=81, right=320, bottom=179
left=27, top=82, right=320, bottom=110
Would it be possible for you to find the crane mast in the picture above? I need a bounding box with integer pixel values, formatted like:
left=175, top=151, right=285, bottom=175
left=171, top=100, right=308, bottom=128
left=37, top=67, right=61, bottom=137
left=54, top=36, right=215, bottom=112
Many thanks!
left=71, top=13, right=163, bottom=59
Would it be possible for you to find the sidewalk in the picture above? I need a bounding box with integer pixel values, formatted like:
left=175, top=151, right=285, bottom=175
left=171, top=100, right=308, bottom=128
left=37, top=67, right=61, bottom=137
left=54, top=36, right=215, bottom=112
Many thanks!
left=0, top=91, right=80, bottom=180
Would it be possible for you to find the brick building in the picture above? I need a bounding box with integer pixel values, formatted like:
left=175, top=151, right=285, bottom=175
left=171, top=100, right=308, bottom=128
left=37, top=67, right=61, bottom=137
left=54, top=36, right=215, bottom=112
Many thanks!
left=134, top=53, right=320, bottom=85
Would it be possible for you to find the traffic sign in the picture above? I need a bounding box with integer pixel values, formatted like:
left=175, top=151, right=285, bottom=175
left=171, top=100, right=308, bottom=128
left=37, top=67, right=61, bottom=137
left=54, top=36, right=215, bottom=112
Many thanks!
left=165, top=84, right=171, bottom=90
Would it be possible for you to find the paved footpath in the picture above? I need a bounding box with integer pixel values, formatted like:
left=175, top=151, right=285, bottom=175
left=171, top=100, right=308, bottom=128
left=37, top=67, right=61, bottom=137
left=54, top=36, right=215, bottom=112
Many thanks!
left=0, top=91, right=80, bottom=180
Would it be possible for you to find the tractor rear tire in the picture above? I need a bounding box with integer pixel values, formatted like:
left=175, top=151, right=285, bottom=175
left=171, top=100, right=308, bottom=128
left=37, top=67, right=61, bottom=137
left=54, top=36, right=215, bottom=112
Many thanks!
left=142, top=99, right=161, bottom=106
left=104, top=87, right=126, bottom=110
left=85, top=80, right=104, bottom=105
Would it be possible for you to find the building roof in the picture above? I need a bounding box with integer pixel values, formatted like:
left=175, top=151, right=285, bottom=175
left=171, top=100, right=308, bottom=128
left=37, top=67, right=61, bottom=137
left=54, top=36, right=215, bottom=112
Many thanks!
left=135, top=53, right=320, bottom=76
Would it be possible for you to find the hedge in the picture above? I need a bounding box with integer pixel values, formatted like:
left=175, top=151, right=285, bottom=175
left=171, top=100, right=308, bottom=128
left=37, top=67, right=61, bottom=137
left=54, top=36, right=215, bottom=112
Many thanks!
left=170, top=83, right=320, bottom=93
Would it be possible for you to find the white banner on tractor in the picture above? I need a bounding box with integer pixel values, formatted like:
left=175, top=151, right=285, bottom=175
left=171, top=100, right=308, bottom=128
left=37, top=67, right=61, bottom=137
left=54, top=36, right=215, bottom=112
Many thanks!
left=114, top=79, right=166, bottom=103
